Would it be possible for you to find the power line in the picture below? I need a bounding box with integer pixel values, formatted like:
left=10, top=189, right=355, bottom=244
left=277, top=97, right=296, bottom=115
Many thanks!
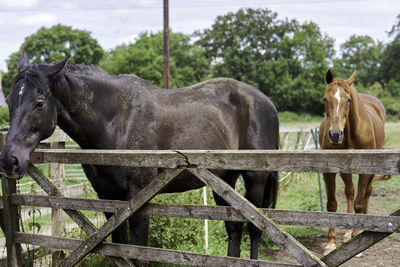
left=0, top=0, right=381, bottom=12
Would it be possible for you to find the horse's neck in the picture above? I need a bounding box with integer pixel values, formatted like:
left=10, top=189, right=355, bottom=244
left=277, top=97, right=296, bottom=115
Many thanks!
left=55, top=74, right=129, bottom=148
left=345, top=86, right=370, bottom=140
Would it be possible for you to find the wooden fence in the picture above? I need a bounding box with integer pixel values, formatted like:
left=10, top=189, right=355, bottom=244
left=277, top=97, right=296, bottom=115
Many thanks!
left=1, top=135, right=400, bottom=266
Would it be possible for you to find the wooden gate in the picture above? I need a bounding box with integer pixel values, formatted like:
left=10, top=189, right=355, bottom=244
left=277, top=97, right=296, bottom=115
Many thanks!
left=2, top=148, right=400, bottom=266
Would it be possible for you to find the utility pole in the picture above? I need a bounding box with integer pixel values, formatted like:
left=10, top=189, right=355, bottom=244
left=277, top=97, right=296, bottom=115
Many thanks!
left=163, top=0, right=170, bottom=89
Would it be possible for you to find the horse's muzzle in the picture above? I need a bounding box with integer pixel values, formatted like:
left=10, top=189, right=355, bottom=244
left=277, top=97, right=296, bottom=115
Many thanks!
left=0, top=154, right=26, bottom=179
left=328, top=130, right=344, bottom=145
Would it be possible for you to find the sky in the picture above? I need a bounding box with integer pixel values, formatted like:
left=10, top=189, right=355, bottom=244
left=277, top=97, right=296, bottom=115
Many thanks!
left=0, top=0, right=399, bottom=72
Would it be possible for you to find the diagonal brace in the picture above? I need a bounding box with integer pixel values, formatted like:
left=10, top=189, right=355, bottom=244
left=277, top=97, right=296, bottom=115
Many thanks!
left=27, top=164, right=132, bottom=267
left=189, top=168, right=326, bottom=267
left=322, top=209, right=400, bottom=266
left=59, top=168, right=183, bottom=267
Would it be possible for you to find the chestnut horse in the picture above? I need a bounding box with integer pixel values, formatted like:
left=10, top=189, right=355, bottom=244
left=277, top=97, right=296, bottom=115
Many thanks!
left=318, top=69, right=386, bottom=255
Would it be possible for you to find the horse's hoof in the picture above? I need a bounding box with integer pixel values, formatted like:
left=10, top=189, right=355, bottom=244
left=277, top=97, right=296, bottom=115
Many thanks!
left=323, top=243, right=336, bottom=256
left=343, top=230, right=353, bottom=243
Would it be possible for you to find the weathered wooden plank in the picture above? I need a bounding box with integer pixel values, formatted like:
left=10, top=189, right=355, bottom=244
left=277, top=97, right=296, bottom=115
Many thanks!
left=12, top=194, right=400, bottom=233
left=60, top=168, right=184, bottom=267
left=16, top=233, right=301, bottom=267
left=49, top=141, right=67, bottom=267
left=189, top=168, right=326, bottom=267
left=28, top=149, right=400, bottom=174
left=321, top=209, right=400, bottom=266
left=26, top=164, right=131, bottom=267
left=1, top=175, right=22, bottom=267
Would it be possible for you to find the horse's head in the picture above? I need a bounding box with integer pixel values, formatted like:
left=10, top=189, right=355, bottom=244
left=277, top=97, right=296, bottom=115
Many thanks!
left=0, top=51, right=69, bottom=178
left=323, top=69, right=356, bottom=145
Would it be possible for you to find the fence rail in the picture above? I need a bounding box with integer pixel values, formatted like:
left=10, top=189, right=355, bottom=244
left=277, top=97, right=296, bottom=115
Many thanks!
left=29, top=148, right=400, bottom=174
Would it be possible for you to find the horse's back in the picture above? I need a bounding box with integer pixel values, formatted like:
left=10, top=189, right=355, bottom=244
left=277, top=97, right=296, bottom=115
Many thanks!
left=149, top=78, right=279, bottom=150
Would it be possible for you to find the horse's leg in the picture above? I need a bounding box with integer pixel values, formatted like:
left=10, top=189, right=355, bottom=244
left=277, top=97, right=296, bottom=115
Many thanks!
left=128, top=214, right=149, bottom=267
left=211, top=170, right=242, bottom=257
left=103, top=212, right=129, bottom=244
left=81, top=165, right=129, bottom=244
left=323, top=173, right=337, bottom=255
left=353, top=174, right=375, bottom=237
left=340, top=173, right=355, bottom=243
left=363, top=177, right=374, bottom=214
left=354, top=174, right=375, bottom=214
left=242, top=171, right=274, bottom=260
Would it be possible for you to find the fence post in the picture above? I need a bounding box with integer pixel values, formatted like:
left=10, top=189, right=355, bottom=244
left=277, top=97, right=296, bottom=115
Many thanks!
left=1, top=175, right=22, bottom=267
left=50, top=141, right=66, bottom=266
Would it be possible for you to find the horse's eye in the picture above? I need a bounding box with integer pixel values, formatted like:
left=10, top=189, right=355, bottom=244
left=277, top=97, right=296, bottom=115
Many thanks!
left=347, top=98, right=351, bottom=104
left=323, top=97, right=327, bottom=103
left=36, top=101, right=45, bottom=109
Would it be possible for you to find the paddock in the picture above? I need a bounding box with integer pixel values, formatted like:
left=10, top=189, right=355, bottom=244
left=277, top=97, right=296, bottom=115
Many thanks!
left=1, top=131, right=400, bottom=266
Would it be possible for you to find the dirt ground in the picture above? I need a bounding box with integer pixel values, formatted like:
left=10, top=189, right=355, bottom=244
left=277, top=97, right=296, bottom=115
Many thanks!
left=265, top=185, right=400, bottom=266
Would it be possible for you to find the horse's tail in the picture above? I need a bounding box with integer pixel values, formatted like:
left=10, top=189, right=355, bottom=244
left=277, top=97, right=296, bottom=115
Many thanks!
left=373, top=175, right=392, bottom=182
left=264, top=171, right=279, bottom=209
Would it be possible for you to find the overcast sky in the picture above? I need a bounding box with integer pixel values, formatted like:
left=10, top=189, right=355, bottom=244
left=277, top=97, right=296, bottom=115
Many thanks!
left=0, top=0, right=399, bottom=72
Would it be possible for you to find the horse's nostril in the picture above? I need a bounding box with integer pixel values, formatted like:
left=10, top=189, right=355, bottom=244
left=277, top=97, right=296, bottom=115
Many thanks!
left=11, top=156, right=19, bottom=167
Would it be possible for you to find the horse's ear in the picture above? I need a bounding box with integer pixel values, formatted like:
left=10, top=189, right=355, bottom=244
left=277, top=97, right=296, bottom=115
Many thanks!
left=47, top=55, right=70, bottom=76
left=347, top=71, right=356, bottom=85
left=325, top=69, right=334, bottom=84
left=18, top=51, right=29, bottom=72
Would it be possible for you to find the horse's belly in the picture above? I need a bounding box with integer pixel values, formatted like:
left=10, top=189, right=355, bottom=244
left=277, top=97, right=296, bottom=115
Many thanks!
left=161, top=169, right=205, bottom=193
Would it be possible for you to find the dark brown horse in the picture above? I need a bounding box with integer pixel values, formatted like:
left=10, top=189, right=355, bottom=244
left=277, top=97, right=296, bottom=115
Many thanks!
left=0, top=52, right=279, bottom=264
left=319, top=69, right=386, bottom=255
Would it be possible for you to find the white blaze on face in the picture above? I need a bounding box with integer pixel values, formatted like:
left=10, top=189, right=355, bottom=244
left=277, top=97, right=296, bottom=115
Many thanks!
left=18, top=85, right=25, bottom=96
left=334, top=88, right=341, bottom=116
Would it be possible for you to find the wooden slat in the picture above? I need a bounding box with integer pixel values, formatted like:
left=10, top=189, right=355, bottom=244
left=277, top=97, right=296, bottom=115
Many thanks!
left=322, top=209, right=400, bottom=266
left=12, top=194, right=400, bottom=233
left=28, top=149, right=400, bottom=175
left=26, top=164, right=131, bottom=267
left=60, top=168, right=184, bottom=267
left=189, top=168, right=326, bottom=267
left=15, top=232, right=300, bottom=267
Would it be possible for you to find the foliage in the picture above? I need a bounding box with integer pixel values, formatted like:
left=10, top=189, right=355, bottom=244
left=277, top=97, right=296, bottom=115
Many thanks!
left=100, top=31, right=211, bottom=88
left=380, top=35, right=400, bottom=85
left=2, top=24, right=104, bottom=96
left=334, top=35, right=383, bottom=86
left=352, top=81, right=400, bottom=119
left=0, top=106, right=9, bottom=125
left=195, top=8, right=334, bottom=114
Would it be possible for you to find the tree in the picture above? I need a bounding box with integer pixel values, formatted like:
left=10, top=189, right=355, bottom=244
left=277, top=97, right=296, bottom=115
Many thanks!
left=195, top=8, right=334, bottom=114
left=334, top=35, right=383, bottom=86
left=100, top=31, right=211, bottom=88
left=2, top=24, right=104, bottom=96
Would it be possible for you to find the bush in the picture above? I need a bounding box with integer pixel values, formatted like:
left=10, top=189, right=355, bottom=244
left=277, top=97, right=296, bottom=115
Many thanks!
left=0, top=106, right=9, bottom=126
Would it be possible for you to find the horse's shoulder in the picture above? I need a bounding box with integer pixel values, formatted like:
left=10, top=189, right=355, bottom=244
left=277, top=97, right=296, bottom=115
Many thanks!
left=358, top=93, right=386, bottom=122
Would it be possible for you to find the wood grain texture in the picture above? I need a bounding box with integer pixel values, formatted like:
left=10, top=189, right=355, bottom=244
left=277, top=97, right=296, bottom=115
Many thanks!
left=16, top=233, right=301, bottom=267
left=189, top=168, right=327, bottom=267
left=12, top=195, right=400, bottom=233
left=26, top=164, right=131, bottom=267
left=59, top=168, right=183, bottom=267
left=27, top=149, right=400, bottom=175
